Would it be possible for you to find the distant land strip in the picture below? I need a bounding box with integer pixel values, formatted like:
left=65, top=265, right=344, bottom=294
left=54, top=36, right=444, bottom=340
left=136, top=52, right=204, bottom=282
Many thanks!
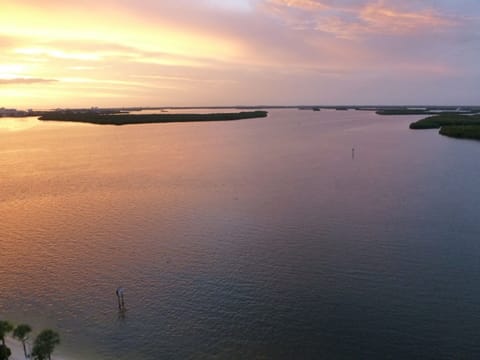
left=39, top=111, right=268, bottom=125
left=377, top=108, right=480, bottom=116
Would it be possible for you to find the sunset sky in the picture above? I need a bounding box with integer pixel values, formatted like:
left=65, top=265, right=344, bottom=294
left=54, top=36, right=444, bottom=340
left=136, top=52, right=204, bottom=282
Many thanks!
left=1, top=0, right=479, bottom=108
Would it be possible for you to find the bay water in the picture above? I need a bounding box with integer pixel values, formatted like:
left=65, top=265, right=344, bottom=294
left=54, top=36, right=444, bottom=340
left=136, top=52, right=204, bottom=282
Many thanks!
left=1, top=109, right=480, bottom=359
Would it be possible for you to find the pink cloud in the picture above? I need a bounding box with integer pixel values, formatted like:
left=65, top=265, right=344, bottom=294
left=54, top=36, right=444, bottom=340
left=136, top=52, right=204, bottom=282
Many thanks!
left=264, top=0, right=456, bottom=38
left=359, top=1, right=455, bottom=34
left=265, top=0, right=331, bottom=11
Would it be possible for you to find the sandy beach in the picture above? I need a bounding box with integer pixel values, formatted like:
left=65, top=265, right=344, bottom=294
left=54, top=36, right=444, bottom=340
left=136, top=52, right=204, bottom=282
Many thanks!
left=5, top=336, right=66, bottom=360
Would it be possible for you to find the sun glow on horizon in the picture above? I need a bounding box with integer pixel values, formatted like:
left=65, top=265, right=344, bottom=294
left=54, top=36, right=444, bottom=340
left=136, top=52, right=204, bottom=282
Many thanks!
left=0, top=1, right=250, bottom=107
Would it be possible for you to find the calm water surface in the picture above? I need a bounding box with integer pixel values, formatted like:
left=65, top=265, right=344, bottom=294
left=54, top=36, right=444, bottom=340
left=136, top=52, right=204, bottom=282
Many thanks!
left=1, top=110, right=480, bottom=359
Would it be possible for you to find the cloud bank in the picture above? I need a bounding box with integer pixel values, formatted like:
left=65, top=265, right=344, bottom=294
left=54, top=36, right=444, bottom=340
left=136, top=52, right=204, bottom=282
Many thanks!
left=0, top=0, right=479, bottom=107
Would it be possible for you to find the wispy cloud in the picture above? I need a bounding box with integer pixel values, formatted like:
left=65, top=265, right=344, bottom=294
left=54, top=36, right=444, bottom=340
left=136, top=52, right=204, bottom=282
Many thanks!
left=266, top=0, right=332, bottom=11
left=264, top=0, right=456, bottom=38
left=14, top=47, right=102, bottom=61
left=359, top=1, right=455, bottom=34
left=0, top=78, right=57, bottom=85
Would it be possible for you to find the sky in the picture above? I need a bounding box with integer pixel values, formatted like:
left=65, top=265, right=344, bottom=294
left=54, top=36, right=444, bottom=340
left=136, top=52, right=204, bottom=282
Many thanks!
left=1, top=0, right=480, bottom=108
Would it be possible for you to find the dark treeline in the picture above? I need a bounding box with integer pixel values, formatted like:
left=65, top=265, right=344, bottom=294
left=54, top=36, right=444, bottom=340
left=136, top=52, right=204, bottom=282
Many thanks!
left=409, top=114, right=480, bottom=129
left=409, top=113, right=480, bottom=141
left=377, top=109, right=434, bottom=115
left=39, top=111, right=268, bottom=125
left=439, top=125, right=480, bottom=140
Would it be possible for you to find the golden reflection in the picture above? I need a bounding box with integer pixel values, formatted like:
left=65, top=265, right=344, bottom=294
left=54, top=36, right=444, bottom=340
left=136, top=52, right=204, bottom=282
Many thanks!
left=0, top=117, right=39, bottom=132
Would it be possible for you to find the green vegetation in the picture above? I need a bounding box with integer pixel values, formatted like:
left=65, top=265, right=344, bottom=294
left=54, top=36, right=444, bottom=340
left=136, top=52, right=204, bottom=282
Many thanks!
left=0, top=321, right=13, bottom=346
left=439, top=125, right=480, bottom=140
left=0, top=320, right=14, bottom=360
left=0, top=320, right=60, bottom=360
left=409, top=114, right=480, bottom=129
left=39, top=110, right=268, bottom=125
left=0, top=345, right=11, bottom=360
left=32, top=330, right=60, bottom=360
left=409, top=113, right=480, bottom=141
left=377, top=109, right=431, bottom=115
left=13, top=324, right=32, bottom=359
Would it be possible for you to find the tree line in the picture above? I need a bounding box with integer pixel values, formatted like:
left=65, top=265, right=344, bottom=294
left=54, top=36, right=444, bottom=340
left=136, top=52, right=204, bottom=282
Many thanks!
left=0, top=320, right=60, bottom=360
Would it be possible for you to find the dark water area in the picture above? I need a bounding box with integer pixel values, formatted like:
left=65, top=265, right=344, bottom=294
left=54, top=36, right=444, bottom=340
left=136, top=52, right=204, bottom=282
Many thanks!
left=1, top=109, right=480, bottom=359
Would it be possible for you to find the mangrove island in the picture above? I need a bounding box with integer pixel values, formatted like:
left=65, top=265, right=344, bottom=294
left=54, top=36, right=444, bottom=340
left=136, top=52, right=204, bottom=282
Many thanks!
left=39, top=110, right=268, bottom=125
left=409, top=113, right=480, bottom=140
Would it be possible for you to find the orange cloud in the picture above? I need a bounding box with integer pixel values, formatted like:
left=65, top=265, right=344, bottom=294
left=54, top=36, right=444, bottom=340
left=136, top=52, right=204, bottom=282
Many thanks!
left=0, top=2, right=242, bottom=61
